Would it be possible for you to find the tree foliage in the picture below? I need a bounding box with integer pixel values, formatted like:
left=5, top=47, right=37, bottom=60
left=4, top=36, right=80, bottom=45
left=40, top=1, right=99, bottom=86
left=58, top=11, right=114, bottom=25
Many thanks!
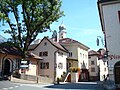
left=0, top=0, right=63, bottom=58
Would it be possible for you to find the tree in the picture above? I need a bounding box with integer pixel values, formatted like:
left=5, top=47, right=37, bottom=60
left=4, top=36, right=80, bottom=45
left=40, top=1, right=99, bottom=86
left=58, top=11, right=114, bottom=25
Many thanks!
left=0, top=0, right=63, bottom=58
left=52, top=30, right=57, bottom=41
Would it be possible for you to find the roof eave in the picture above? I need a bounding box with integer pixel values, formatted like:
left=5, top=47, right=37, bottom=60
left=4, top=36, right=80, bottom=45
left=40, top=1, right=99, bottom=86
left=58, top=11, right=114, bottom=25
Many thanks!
left=97, top=1, right=105, bottom=33
left=97, top=0, right=120, bottom=33
left=98, top=0, right=120, bottom=3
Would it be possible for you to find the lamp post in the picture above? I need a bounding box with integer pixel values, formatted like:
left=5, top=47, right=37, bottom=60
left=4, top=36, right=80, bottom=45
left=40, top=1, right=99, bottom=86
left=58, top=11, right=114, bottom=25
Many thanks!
left=96, top=36, right=104, bottom=46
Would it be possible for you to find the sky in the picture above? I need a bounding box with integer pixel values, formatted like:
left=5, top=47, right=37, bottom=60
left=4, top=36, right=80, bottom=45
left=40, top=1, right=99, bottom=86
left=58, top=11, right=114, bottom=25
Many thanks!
left=37, top=0, right=104, bottom=50
left=0, top=0, right=104, bottom=51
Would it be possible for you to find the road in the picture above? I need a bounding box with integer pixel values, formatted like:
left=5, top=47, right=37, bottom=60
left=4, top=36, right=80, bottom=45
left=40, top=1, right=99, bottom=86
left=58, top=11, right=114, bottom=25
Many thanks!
left=0, top=81, right=104, bottom=90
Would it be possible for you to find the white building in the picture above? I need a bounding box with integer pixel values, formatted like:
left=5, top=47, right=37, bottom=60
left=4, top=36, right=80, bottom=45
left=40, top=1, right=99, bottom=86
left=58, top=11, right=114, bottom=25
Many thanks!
left=29, top=23, right=90, bottom=82
left=59, top=38, right=89, bottom=70
left=59, top=24, right=90, bottom=81
left=98, top=0, right=120, bottom=85
left=29, top=37, right=68, bottom=82
left=88, top=50, right=108, bottom=81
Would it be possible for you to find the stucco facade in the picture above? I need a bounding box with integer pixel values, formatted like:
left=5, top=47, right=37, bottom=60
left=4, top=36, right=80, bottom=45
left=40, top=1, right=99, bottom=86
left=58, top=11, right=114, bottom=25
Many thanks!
left=88, top=50, right=108, bottom=81
left=59, top=38, right=89, bottom=70
left=98, top=0, right=120, bottom=85
left=0, top=53, right=39, bottom=77
left=30, top=37, right=67, bottom=81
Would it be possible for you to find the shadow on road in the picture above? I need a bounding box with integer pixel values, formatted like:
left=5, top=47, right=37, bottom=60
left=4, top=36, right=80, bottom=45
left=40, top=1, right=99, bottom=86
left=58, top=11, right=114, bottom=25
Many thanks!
left=44, top=82, right=103, bottom=89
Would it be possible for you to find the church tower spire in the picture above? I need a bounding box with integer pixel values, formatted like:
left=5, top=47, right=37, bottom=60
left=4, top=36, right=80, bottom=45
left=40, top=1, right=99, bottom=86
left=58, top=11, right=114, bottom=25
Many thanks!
left=59, top=22, right=67, bottom=40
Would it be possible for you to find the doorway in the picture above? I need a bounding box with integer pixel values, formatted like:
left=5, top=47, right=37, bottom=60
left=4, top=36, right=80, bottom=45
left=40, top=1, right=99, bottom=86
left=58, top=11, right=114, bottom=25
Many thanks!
left=114, top=61, right=120, bottom=84
left=3, top=59, right=12, bottom=76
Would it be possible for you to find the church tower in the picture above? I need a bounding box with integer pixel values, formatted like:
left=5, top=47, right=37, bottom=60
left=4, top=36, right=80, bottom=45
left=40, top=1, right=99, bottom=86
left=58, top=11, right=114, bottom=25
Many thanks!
left=59, top=23, right=67, bottom=40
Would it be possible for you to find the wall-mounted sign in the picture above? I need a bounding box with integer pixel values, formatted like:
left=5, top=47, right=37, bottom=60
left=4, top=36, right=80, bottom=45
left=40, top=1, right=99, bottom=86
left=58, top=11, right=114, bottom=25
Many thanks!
left=109, top=54, right=120, bottom=60
left=20, top=60, right=29, bottom=69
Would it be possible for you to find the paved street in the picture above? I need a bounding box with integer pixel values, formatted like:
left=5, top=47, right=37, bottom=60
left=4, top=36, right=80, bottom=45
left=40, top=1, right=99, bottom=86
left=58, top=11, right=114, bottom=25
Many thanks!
left=0, top=81, right=104, bottom=90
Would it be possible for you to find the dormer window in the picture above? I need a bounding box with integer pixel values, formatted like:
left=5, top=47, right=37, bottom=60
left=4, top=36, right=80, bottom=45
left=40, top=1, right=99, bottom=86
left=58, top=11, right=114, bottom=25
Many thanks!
left=44, top=42, right=47, bottom=46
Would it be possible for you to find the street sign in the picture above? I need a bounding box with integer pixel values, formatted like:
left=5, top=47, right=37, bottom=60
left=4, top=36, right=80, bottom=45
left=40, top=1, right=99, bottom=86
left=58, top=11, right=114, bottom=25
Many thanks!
left=20, top=60, right=29, bottom=69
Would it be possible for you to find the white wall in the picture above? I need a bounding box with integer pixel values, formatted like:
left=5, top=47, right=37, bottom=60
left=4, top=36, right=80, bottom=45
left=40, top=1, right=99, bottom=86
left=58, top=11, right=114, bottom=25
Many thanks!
left=62, top=43, right=89, bottom=69
left=32, top=38, right=67, bottom=80
left=56, top=51, right=67, bottom=79
left=78, top=47, right=88, bottom=69
left=99, top=60, right=108, bottom=81
left=64, top=44, right=78, bottom=59
left=102, top=2, right=120, bottom=81
left=32, top=38, right=55, bottom=79
left=26, top=63, right=36, bottom=76
left=88, top=56, right=99, bottom=77
left=103, top=3, right=120, bottom=54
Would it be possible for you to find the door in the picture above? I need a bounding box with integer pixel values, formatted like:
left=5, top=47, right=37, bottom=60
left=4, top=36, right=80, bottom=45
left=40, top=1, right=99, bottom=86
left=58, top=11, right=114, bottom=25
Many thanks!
left=114, top=62, right=120, bottom=84
left=3, top=59, right=11, bottom=76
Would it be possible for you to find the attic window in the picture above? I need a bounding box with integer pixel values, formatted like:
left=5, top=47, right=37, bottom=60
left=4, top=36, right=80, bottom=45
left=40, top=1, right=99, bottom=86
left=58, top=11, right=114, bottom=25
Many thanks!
left=118, top=11, right=120, bottom=23
left=44, top=42, right=47, bottom=46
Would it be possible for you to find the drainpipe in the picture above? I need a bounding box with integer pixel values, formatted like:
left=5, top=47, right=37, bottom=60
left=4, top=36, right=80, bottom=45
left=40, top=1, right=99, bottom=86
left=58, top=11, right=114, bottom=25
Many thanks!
left=54, top=49, right=59, bottom=83
left=36, top=60, right=39, bottom=83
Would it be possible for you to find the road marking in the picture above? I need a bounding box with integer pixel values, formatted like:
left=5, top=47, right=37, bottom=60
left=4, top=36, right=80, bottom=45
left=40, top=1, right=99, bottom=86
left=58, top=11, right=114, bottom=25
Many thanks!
left=1, top=85, right=20, bottom=90
left=9, top=87, right=13, bottom=89
left=14, top=86, right=19, bottom=88
left=20, top=84, right=23, bottom=86
left=2, top=88, right=8, bottom=90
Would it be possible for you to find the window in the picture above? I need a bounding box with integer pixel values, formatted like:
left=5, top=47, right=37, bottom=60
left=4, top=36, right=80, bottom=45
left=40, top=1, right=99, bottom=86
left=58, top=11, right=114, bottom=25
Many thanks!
left=118, top=11, right=120, bottom=23
left=69, top=52, right=72, bottom=57
left=91, top=67, right=95, bottom=72
left=91, top=61, right=95, bottom=65
left=58, top=52, right=63, bottom=56
left=88, top=56, right=91, bottom=59
left=58, top=63, right=63, bottom=69
left=40, top=62, right=49, bottom=69
left=39, top=51, right=48, bottom=56
left=44, top=42, right=47, bottom=46
left=43, top=51, right=48, bottom=56
left=104, top=68, right=106, bottom=72
left=46, top=62, right=49, bottom=69
left=67, top=62, right=71, bottom=69
left=39, top=52, right=42, bottom=56
left=40, top=62, right=45, bottom=69
left=83, top=54, right=84, bottom=59
left=80, top=53, right=82, bottom=57
left=104, top=62, right=105, bottom=65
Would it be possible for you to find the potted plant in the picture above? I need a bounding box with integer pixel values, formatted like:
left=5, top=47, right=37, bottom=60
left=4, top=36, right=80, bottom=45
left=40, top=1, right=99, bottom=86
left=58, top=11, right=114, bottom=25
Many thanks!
left=70, top=67, right=80, bottom=82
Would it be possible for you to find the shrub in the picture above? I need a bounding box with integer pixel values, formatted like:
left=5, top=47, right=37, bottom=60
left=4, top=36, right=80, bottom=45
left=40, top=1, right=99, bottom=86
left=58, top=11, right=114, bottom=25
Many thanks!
left=70, top=67, right=80, bottom=72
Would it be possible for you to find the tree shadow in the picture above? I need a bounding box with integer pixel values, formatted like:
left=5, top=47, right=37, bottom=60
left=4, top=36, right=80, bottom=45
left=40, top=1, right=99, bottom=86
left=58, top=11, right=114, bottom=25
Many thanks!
left=44, top=82, right=104, bottom=89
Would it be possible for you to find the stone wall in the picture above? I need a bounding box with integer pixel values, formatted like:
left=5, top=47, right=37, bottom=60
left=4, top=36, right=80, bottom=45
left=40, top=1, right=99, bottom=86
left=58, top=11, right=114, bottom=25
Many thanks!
left=13, top=74, right=53, bottom=83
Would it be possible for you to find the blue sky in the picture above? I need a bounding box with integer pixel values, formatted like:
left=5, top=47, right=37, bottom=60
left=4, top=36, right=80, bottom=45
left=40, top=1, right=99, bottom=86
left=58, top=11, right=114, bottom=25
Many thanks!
left=0, top=0, right=104, bottom=50
left=37, top=0, right=104, bottom=50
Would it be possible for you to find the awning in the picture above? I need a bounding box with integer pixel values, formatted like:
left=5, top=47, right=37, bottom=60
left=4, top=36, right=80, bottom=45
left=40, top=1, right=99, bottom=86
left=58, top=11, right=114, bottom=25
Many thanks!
left=27, top=53, right=43, bottom=60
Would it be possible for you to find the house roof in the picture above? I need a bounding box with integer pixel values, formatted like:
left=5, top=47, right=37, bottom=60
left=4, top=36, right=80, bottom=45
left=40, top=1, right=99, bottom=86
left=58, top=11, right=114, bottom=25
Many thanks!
left=88, top=50, right=99, bottom=56
left=98, top=0, right=119, bottom=3
left=0, top=44, right=42, bottom=60
left=0, top=45, right=22, bottom=56
left=27, top=53, right=43, bottom=60
left=97, top=0, right=120, bottom=33
left=29, top=37, right=68, bottom=53
left=59, top=38, right=90, bottom=50
left=28, top=44, right=38, bottom=50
